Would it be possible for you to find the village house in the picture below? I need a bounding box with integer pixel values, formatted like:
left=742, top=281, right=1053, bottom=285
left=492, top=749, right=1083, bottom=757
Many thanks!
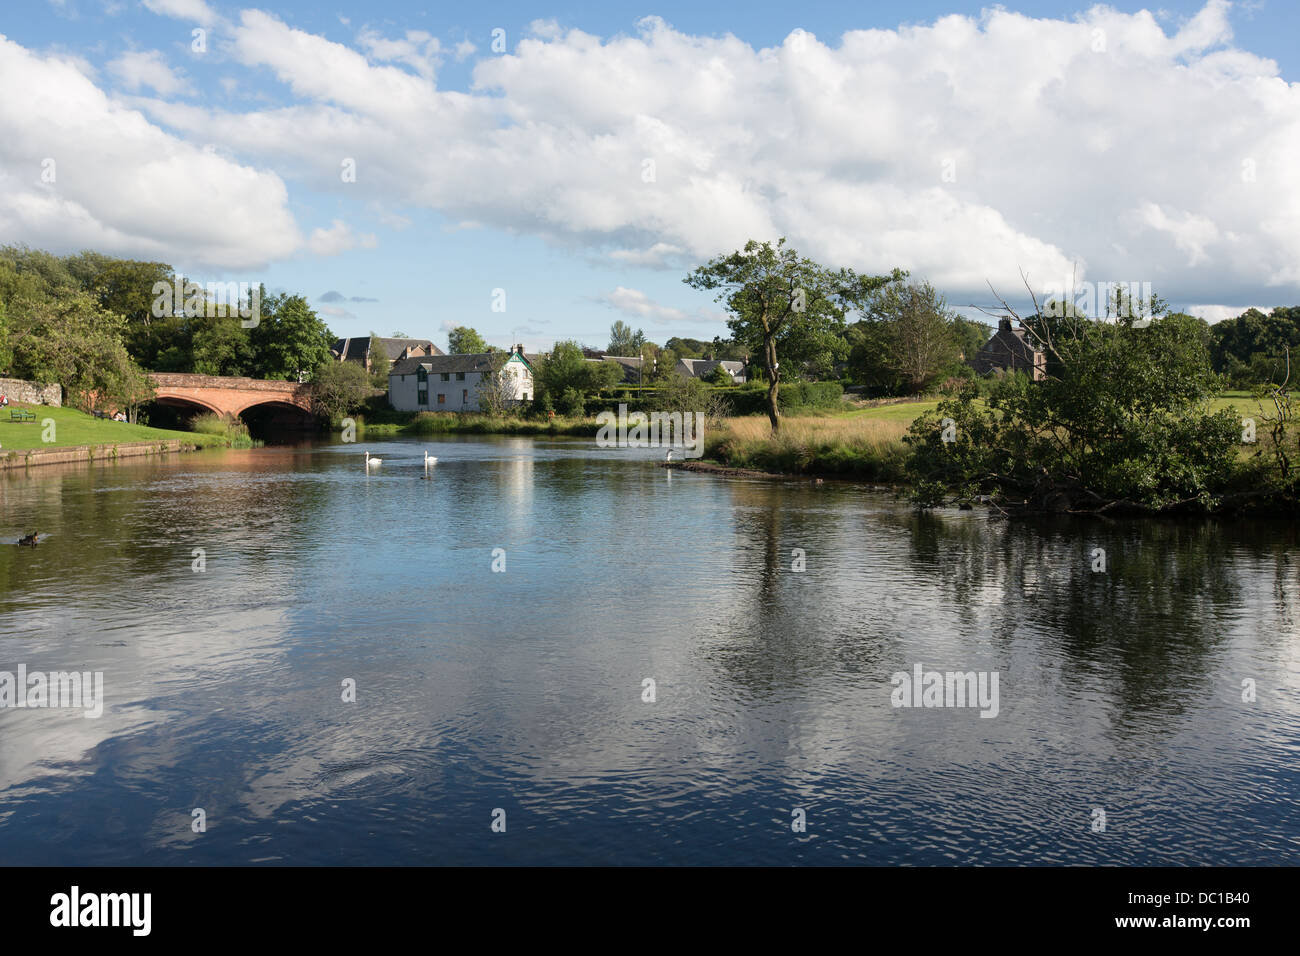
left=332, top=336, right=443, bottom=375
left=388, top=345, right=534, bottom=412
left=970, top=318, right=1046, bottom=380
left=676, top=358, right=747, bottom=383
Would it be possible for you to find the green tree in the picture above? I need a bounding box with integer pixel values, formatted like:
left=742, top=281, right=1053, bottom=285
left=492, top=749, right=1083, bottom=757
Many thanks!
left=448, top=326, right=489, bottom=354
left=533, top=339, right=620, bottom=411
left=906, top=308, right=1240, bottom=512
left=310, top=359, right=372, bottom=423
left=191, top=316, right=254, bottom=377
left=607, top=321, right=645, bottom=356
left=249, top=290, right=334, bottom=380
left=685, top=238, right=903, bottom=430
left=367, top=333, right=390, bottom=387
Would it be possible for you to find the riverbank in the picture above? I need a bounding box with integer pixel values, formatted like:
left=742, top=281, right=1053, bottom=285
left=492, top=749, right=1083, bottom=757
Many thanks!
left=0, top=403, right=232, bottom=470
left=358, top=411, right=600, bottom=438
left=0, top=438, right=202, bottom=470
left=0, top=403, right=228, bottom=452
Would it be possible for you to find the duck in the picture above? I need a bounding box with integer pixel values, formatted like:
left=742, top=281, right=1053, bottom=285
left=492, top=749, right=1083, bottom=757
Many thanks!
left=18, top=530, right=39, bottom=547
left=364, top=451, right=382, bottom=467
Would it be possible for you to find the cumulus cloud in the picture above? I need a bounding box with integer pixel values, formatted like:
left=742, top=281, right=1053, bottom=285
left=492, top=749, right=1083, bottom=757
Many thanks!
left=307, top=219, right=373, bottom=256
left=115, top=2, right=1298, bottom=308
left=0, top=34, right=300, bottom=269
left=598, top=286, right=721, bottom=325
left=7, top=3, right=1300, bottom=307
left=107, top=50, right=192, bottom=95
left=141, top=0, right=218, bottom=25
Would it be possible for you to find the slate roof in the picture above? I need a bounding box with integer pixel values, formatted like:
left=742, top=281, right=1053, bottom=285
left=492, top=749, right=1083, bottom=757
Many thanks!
left=389, top=351, right=533, bottom=376
left=332, top=337, right=442, bottom=362
left=971, top=319, right=1044, bottom=377
left=679, top=359, right=746, bottom=378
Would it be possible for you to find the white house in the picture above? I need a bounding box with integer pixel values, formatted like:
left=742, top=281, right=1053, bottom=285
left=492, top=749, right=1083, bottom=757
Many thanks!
left=388, top=345, right=534, bottom=412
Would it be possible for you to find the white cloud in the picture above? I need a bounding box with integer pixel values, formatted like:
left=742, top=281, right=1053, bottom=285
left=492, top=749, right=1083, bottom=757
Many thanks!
left=1184, top=304, right=1259, bottom=323
left=308, top=219, right=362, bottom=256
left=7, top=3, right=1299, bottom=308
left=107, top=50, right=192, bottom=95
left=357, top=27, right=442, bottom=79
left=141, top=0, right=217, bottom=25
left=598, top=286, right=720, bottom=326
left=454, top=40, right=476, bottom=62
left=119, top=3, right=1298, bottom=307
left=0, top=35, right=300, bottom=269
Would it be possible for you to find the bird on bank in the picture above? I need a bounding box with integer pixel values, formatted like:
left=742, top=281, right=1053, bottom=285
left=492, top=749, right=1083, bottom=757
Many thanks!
left=665, top=449, right=673, bottom=462
left=18, top=531, right=39, bottom=546
left=364, top=451, right=382, bottom=467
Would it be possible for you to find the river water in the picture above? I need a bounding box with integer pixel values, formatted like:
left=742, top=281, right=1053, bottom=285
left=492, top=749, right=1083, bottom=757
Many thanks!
left=1, top=436, right=1297, bottom=865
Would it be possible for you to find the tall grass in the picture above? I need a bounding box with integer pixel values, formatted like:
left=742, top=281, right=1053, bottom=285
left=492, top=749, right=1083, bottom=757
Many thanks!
left=190, top=412, right=257, bottom=448
left=706, top=415, right=912, bottom=480
left=362, top=412, right=598, bottom=437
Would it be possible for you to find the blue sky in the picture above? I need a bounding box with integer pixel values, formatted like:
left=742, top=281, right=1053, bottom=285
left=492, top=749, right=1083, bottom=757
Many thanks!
left=3, top=0, right=1298, bottom=350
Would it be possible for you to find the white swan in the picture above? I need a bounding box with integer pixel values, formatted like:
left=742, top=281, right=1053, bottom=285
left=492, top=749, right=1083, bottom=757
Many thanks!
left=424, top=450, right=437, bottom=467
left=365, top=450, right=382, bottom=467
left=665, top=449, right=673, bottom=462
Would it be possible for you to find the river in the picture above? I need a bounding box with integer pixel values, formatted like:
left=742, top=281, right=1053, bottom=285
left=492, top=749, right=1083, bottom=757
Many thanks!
left=1, top=435, right=1297, bottom=864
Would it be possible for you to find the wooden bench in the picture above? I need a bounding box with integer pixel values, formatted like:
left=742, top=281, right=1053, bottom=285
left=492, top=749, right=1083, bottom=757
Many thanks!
left=8, top=409, right=36, bottom=423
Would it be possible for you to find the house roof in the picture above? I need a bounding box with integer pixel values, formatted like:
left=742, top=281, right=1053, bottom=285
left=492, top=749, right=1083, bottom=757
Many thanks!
left=971, top=321, right=1043, bottom=374
left=332, top=337, right=442, bottom=362
left=678, top=358, right=745, bottom=377
left=390, top=351, right=533, bottom=376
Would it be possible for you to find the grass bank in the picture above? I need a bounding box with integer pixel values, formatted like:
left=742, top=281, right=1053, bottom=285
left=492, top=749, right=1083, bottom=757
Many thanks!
left=701, top=392, right=1275, bottom=482
left=705, top=414, right=912, bottom=481
left=0, top=403, right=229, bottom=452
left=357, top=411, right=600, bottom=438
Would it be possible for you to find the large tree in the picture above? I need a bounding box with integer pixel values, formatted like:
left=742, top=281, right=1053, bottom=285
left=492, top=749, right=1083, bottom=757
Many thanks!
left=607, top=321, right=645, bottom=356
left=448, top=326, right=489, bottom=354
left=249, top=289, right=334, bottom=381
left=685, top=238, right=903, bottom=430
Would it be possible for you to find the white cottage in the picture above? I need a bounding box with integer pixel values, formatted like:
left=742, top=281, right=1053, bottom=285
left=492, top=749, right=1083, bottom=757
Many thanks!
left=388, top=346, right=534, bottom=412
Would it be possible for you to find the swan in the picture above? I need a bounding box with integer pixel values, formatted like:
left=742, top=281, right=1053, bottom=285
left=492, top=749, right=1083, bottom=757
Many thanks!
left=665, top=449, right=673, bottom=462
left=364, top=451, right=382, bottom=467
left=424, top=450, right=437, bottom=467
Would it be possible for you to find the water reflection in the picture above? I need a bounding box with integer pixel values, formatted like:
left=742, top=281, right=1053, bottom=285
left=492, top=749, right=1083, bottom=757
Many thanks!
left=1, top=440, right=1297, bottom=864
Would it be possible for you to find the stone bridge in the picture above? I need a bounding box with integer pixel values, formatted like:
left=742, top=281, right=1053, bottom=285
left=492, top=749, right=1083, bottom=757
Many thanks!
left=147, top=373, right=313, bottom=422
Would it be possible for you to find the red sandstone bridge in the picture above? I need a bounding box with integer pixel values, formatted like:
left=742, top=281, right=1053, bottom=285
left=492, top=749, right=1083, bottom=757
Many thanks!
left=147, top=373, right=314, bottom=425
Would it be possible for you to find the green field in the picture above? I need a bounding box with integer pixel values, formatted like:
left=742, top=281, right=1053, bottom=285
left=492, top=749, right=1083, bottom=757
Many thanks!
left=844, top=393, right=1264, bottom=427
left=0, top=403, right=225, bottom=452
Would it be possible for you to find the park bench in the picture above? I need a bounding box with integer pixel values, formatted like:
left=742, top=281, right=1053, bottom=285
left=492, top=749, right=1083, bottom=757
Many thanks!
left=8, top=409, right=36, bottom=423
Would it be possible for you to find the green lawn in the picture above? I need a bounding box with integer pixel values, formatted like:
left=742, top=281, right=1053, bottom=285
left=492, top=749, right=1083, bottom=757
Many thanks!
left=0, top=403, right=223, bottom=452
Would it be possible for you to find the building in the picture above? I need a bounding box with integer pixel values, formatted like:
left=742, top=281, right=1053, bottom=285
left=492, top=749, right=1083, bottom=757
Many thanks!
left=388, top=346, right=534, bottom=412
left=970, top=318, right=1046, bottom=380
left=676, top=358, right=747, bottom=383
left=332, top=336, right=443, bottom=374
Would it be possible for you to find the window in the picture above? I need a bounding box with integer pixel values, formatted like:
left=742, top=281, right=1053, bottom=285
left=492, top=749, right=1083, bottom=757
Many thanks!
left=437, top=393, right=445, bottom=405
left=418, top=389, right=428, bottom=406
left=462, top=389, right=469, bottom=403
left=441, top=372, right=450, bottom=382
left=456, top=372, right=465, bottom=380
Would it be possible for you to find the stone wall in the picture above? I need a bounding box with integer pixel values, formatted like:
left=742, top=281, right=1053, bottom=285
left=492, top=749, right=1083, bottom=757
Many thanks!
left=0, top=377, right=62, bottom=406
